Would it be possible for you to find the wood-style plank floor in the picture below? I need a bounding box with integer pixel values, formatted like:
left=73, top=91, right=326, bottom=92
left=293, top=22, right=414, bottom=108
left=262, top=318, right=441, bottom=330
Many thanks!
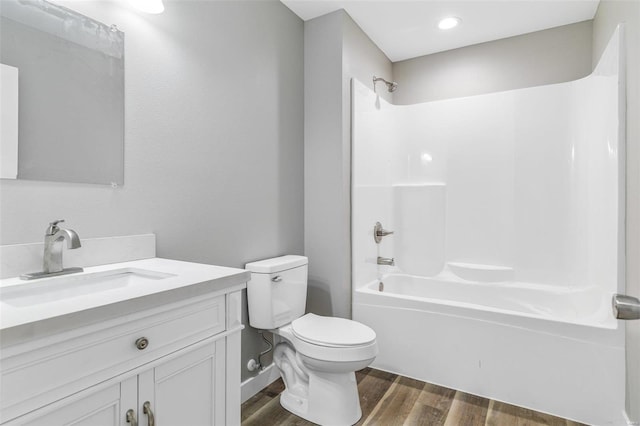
left=242, top=368, right=586, bottom=426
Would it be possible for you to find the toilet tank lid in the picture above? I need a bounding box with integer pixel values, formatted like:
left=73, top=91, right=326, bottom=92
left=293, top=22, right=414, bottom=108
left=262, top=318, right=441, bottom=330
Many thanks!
left=245, top=255, right=308, bottom=273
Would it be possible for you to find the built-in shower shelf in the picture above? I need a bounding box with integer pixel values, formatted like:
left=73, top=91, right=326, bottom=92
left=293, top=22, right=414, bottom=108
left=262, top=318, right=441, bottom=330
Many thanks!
left=447, top=262, right=514, bottom=282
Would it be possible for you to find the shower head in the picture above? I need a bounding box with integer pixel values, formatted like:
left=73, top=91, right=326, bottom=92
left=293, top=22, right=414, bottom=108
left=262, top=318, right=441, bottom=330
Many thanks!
left=373, top=76, right=398, bottom=93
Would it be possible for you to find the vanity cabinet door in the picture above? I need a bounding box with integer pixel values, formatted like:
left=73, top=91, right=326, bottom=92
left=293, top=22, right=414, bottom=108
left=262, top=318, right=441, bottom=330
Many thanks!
left=18, top=377, right=137, bottom=426
left=137, top=339, right=225, bottom=426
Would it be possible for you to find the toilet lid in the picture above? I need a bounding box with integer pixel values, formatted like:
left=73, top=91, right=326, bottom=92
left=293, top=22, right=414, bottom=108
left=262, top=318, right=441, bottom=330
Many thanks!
left=291, top=314, right=376, bottom=347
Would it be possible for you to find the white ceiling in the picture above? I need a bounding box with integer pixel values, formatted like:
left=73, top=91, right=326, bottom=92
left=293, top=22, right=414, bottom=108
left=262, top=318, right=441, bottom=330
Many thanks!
left=280, top=0, right=600, bottom=62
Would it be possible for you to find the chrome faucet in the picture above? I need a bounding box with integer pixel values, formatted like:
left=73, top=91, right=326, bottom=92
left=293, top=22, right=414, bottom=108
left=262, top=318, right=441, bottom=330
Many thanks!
left=377, top=256, right=395, bottom=266
left=44, top=220, right=81, bottom=273
left=21, top=220, right=84, bottom=280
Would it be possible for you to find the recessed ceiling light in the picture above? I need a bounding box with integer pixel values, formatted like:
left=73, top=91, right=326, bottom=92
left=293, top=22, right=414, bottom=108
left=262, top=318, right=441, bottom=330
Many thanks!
left=438, top=16, right=461, bottom=30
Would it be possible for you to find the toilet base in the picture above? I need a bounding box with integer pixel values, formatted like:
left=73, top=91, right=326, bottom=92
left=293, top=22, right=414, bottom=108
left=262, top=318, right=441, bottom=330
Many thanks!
left=280, top=370, right=362, bottom=426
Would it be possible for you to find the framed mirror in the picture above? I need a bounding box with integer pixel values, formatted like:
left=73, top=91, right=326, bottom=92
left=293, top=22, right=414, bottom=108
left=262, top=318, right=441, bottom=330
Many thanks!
left=0, top=0, right=124, bottom=185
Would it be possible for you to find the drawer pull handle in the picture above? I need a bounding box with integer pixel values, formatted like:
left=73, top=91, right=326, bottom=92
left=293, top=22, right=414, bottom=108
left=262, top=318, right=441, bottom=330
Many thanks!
left=143, top=401, right=155, bottom=426
left=135, top=337, right=149, bottom=350
left=126, top=409, right=138, bottom=426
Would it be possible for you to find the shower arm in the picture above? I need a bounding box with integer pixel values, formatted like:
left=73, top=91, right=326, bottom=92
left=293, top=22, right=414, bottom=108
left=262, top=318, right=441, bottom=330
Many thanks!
left=373, top=75, right=397, bottom=93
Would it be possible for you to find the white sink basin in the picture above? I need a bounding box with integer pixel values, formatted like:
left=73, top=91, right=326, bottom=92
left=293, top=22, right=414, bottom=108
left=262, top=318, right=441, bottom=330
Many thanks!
left=0, top=268, right=175, bottom=307
left=0, top=258, right=250, bottom=332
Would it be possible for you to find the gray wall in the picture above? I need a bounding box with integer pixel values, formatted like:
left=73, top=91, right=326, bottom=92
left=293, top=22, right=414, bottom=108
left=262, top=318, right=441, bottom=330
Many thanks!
left=393, top=21, right=593, bottom=104
left=304, top=11, right=344, bottom=317
left=304, top=10, right=392, bottom=319
left=593, top=2, right=640, bottom=422
left=0, top=0, right=304, bottom=383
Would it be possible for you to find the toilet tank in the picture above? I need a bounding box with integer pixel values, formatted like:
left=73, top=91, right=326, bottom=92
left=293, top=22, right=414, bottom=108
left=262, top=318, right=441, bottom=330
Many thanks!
left=245, top=255, right=308, bottom=329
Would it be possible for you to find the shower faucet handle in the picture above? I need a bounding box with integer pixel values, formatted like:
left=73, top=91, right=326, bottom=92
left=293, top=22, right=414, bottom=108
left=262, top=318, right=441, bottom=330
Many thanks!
left=374, top=222, right=394, bottom=244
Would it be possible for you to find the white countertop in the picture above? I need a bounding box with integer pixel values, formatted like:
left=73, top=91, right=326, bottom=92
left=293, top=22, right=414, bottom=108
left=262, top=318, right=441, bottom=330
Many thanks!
left=0, top=258, right=249, bottom=332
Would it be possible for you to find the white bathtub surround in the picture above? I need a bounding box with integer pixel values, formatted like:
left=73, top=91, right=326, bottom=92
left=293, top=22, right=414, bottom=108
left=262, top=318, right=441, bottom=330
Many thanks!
left=352, top=28, right=625, bottom=425
left=392, top=184, right=446, bottom=276
left=353, top=28, right=623, bottom=292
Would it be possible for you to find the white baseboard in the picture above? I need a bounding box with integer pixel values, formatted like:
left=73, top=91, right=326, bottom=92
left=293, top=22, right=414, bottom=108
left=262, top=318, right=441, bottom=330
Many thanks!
left=241, top=364, right=281, bottom=404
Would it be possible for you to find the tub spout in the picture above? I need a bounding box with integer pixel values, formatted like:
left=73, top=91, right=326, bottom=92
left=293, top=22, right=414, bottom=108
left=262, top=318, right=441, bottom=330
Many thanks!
left=377, top=257, right=395, bottom=266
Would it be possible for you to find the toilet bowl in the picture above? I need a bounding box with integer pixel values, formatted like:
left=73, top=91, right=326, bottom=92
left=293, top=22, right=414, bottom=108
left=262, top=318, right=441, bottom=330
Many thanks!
left=273, top=315, right=377, bottom=425
left=246, top=255, right=378, bottom=425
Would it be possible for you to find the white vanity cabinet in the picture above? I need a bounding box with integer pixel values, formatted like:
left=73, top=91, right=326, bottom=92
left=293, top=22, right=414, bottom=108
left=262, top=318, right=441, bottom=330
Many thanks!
left=17, top=379, right=134, bottom=426
left=19, top=339, right=223, bottom=426
left=0, top=260, right=247, bottom=426
left=137, top=340, right=223, bottom=425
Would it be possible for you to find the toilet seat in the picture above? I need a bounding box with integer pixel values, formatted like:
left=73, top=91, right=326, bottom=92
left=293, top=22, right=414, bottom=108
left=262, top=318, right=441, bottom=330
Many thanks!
left=275, top=314, right=378, bottom=364
left=292, top=314, right=376, bottom=348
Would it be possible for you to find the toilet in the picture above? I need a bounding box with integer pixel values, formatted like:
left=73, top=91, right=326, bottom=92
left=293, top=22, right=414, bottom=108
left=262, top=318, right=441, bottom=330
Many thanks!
left=246, top=255, right=378, bottom=426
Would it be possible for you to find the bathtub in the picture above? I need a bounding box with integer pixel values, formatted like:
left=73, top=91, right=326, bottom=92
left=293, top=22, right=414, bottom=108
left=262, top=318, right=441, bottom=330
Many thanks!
left=353, top=274, right=626, bottom=426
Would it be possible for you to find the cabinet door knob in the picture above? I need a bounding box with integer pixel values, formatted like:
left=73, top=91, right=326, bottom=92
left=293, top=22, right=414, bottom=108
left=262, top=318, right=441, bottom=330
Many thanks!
left=135, top=337, right=149, bottom=350
left=126, top=409, right=138, bottom=426
left=143, top=401, right=155, bottom=426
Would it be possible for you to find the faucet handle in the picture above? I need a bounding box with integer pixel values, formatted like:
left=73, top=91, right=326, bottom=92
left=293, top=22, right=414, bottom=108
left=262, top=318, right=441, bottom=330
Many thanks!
left=374, top=222, right=394, bottom=244
left=46, top=219, right=65, bottom=235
